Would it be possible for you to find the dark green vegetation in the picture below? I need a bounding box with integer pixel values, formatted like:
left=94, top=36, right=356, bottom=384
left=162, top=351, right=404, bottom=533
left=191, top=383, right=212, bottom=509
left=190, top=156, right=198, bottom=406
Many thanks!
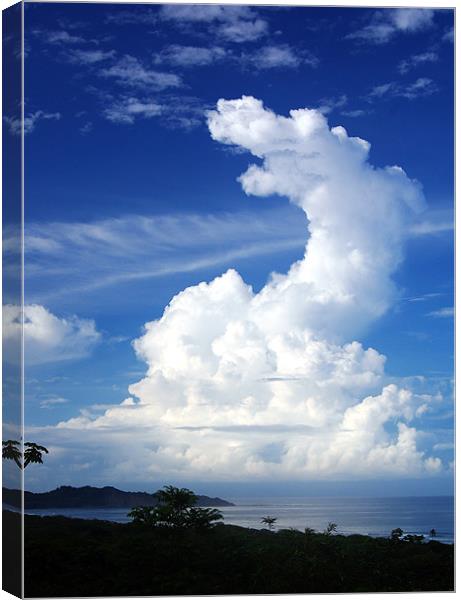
left=13, top=510, right=453, bottom=597
left=129, top=485, right=224, bottom=528
left=2, top=485, right=233, bottom=509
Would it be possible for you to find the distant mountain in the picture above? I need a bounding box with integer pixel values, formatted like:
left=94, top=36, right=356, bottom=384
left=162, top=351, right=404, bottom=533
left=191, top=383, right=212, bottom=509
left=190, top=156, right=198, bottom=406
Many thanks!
left=2, top=486, right=234, bottom=509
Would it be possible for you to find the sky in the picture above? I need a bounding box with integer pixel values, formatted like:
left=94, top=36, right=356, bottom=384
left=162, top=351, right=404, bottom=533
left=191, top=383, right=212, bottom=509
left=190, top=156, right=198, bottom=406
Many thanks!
left=3, top=2, right=454, bottom=496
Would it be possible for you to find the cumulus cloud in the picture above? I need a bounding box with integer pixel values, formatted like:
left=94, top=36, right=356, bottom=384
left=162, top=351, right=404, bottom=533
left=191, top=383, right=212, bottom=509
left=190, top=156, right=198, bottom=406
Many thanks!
left=3, top=304, right=100, bottom=365
left=347, top=8, right=434, bottom=44
left=53, top=96, right=446, bottom=482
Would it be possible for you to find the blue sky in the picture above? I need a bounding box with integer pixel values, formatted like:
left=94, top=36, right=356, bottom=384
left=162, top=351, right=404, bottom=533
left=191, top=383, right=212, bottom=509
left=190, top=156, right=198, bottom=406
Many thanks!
left=4, top=3, right=454, bottom=494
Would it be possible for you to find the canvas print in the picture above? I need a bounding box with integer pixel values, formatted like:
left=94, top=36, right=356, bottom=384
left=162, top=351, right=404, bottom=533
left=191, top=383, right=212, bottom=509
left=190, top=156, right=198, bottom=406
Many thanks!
left=2, top=1, right=455, bottom=596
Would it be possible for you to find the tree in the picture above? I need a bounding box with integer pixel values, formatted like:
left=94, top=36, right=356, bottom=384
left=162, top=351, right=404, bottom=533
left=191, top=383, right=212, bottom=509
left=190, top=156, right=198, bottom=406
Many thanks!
left=129, top=485, right=223, bottom=529
left=2, top=440, right=48, bottom=469
left=324, top=522, right=338, bottom=535
left=261, top=516, right=277, bottom=531
left=184, top=507, right=223, bottom=529
left=2, top=440, right=22, bottom=468
left=390, top=528, right=403, bottom=542
left=24, top=443, right=49, bottom=467
left=155, top=485, right=197, bottom=511
left=304, top=527, right=316, bottom=536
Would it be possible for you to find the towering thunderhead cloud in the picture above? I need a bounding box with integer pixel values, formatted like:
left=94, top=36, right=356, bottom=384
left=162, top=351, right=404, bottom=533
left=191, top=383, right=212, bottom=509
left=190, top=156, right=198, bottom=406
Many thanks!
left=62, top=97, right=442, bottom=481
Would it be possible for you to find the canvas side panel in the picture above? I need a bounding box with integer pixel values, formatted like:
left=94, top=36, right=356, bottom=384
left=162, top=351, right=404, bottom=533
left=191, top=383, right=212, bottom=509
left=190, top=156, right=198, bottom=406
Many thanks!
left=3, top=2, right=24, bottom=598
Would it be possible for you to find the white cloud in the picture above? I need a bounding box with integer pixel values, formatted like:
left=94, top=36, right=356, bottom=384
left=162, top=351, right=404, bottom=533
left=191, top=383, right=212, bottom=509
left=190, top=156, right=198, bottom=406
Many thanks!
left=409, top=207, right=453, bottom=235
left=159, top=4, right=251, bottom=23
left=40, top=29, right=86, bottom=44
left=154, top=45, right=228, bottom=67
left=53, top=96, right=446, bottom=482
left=158, top=4, right=269, bottom=43
left=398, top=51, right=438, bottom=74
left=40, top=397, right=70, bottom=409
left=4, top=111, right=61, bottom=135
left=79, top=121, right=93, bottom=135
left=399, top=78, right=438, bottom=100
left=105, top=8, right=157, bottom=26
left=367, top=78, right=437, bottom=101
left=3, top=304, right=101, bottom=365
left=317, top=94, right=347, bottom=115
left=427, top=307, right=454, bottom=318
left=443, top=27, right=454, bottom=43
left=97, top=93, right=204, bottom=129
left=17, top=208, right=306, bottom=302
left=66, top=49, right=116, bottom=65
left=103, top=97, right=163, bottom=124
left=341, top=109, right=367, bottom=118
left=347, top=8, right=434, bottom=44
left=217, top=18, right=269, bottom=43
left=244, top=44, right=318, bottom=70
left=99, top=55, right=182, bottom=90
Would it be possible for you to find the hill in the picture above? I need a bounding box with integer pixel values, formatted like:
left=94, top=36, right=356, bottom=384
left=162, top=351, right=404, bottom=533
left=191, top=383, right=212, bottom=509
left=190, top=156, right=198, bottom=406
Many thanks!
left=2, top=485, right=234, bottom=509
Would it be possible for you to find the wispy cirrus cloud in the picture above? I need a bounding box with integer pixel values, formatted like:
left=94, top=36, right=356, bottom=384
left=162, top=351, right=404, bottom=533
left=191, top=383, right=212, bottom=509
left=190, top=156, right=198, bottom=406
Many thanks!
left=367, top=78, right=438, bottom=101
left=398, top=51, right=438, bottom=74
left=443, top=27, right=454, bottom=43
left=427, top=307, right=454, bottom=318
left=243, top=44, right=318, bottom=70
left=158, top=4, right=269, bottom=43
left=341, top=109, right=368, bottom=118
left=12, top=208, right=306, bottom=302
left=40, top=397, right=71, bottom=409
left=4, top=110, right=61, bottom=135
left=65, top=48, right=116, bottom=65
left=105, top=8, right=158, bottom=26
left=35, top=29, right=87, bottom=44
left=346, top=8, right=434, bottom=44
left=100, top=94, right=205, bottom=129
left=103, top=97, right=163, bottom=124
left=99, top=55, right=182, bottom=91
left=154, top=45, right=229, bottom=68
left=409, top=207, right=454, bottom=236
left=317, top=94, right=348, bottom=115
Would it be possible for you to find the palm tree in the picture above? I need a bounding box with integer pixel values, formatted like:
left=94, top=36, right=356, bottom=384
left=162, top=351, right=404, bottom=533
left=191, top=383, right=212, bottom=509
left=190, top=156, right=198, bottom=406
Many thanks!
left=129, top=485, right=223, bottom=529
left=390, top=527, right=403, bottom=541
left=155, top=485, right=197, bottom=511
left=2, top=440, right=22, bottom=467
left=261, top=515, right=277, bottom=531
left=185, top=507, right=223, bottom=529
left=2, top=440, right=48, bottom=469
left=24, top=443, right=49, bottom=467
left=324, top=522, right=338, bottom=535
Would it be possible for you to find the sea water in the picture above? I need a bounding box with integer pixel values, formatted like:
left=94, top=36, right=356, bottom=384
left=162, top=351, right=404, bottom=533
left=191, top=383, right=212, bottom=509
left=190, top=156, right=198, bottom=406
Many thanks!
left=14, top=496, right=454, bottom=543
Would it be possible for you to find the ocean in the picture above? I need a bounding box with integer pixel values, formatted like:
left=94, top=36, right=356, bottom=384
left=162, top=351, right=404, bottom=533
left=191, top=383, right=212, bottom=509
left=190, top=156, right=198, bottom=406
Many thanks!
left=15, top=495, right=454, bottom=544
